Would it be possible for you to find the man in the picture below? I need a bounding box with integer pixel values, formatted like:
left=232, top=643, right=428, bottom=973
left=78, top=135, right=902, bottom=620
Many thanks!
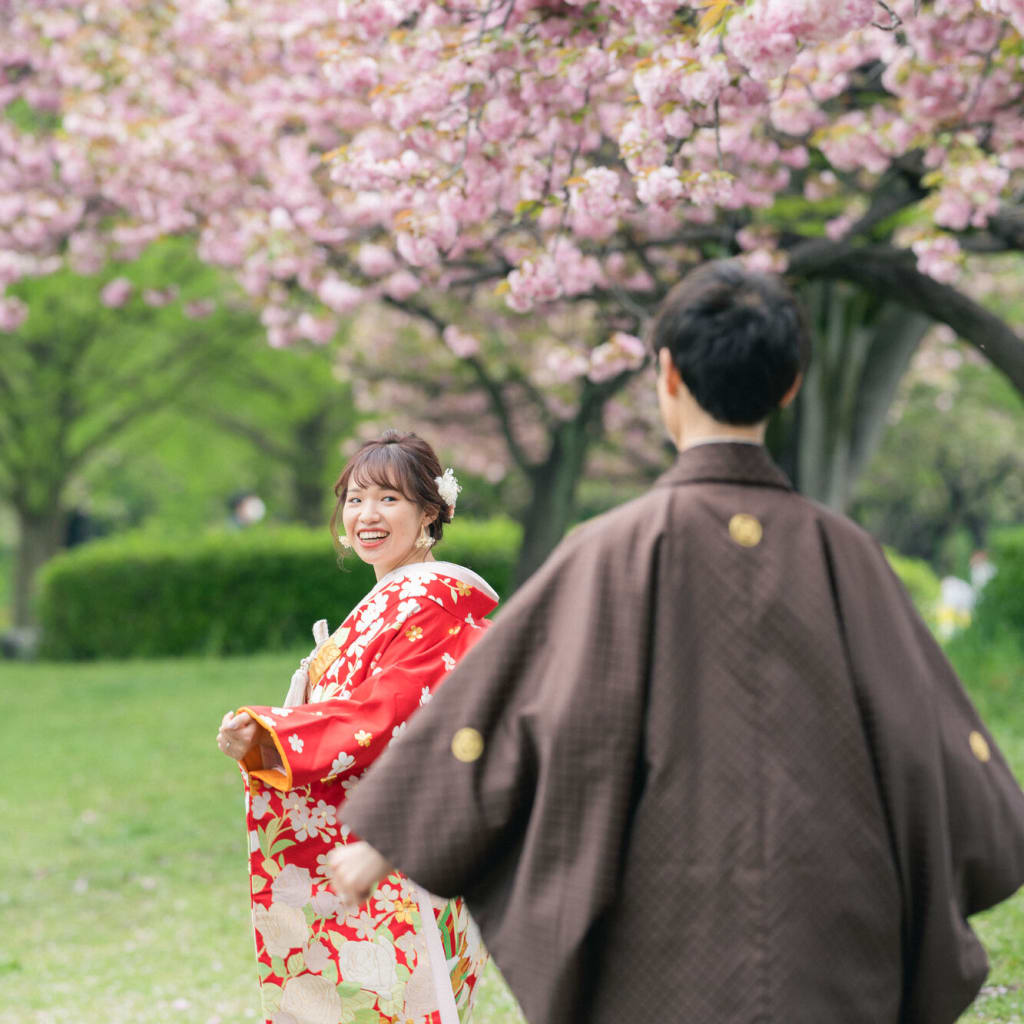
left=330, top=261, right=1024, bottom=1023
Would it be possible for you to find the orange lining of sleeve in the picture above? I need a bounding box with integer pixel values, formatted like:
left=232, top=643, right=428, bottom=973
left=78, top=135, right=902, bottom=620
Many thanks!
left=238, top=706, right=294, bottom=791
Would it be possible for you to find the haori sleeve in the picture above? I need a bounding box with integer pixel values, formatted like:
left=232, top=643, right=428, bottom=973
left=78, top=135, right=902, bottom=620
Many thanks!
left=237, top=603, right=474, bottom=792
left=341, top=518, right=656, bottom=907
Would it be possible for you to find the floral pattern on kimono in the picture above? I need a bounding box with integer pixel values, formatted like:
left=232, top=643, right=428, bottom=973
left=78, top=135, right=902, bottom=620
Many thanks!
left=237, top=565, right=498, bottom=1024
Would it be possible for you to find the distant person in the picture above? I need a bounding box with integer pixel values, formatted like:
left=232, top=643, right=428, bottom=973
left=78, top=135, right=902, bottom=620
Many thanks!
left=227, top=490, right=266, bottom=528
left=329, top=262, right=1024, bottom=1024
left=217, top=431, right=498, bottom=1024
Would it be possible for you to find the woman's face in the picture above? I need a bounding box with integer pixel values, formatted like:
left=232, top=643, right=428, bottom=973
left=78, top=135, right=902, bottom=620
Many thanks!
left=341, top=478, right=433, bottom=579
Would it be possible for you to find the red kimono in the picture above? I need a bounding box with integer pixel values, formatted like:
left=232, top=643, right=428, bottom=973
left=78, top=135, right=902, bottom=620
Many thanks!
left=237, top=562, right=498, bottom=1024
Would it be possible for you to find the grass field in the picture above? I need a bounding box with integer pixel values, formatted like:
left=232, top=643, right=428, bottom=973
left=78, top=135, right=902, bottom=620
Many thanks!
left=0, top=644, right=1020, bottom=1023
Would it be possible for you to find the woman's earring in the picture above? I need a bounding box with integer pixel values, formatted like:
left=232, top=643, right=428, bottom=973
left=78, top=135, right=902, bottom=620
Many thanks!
left=338, top=534, right=352, bottom=550
left=415, top=528, right=434, bottom=550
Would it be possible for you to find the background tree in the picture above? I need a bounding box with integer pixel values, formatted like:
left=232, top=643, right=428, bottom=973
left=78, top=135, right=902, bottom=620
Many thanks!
left=0, top=240, right=254, bottom=628
left=852, top=325, right=1024, bottom=571
left=6, top=0, right=1024, bottom=580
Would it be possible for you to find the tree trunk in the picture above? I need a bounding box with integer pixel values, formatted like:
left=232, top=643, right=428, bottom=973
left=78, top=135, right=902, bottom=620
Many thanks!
left=291, top=408, right=333, bottom=527
left=786, top=282, right=930, bottom=510
left=12, top=505, right=67, bottom=630
left=513, top=417, right=594, bottom=587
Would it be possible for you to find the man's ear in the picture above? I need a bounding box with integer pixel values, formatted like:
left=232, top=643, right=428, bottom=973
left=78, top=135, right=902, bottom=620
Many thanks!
left=779, top=371, right=803, bottom=409
left=658, top=347, right=682, bottom=397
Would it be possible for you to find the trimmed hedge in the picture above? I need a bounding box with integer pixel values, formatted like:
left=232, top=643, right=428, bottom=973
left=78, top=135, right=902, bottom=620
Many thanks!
left=35, top=513, right=947, bottom=661
left=37, top=518, right=521, bottom=660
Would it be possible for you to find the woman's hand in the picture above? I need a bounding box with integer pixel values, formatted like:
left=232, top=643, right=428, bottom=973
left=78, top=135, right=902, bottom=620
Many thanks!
left=217, top=711, right=262, bottom=761
left=327, top=841, right=393, bottom=905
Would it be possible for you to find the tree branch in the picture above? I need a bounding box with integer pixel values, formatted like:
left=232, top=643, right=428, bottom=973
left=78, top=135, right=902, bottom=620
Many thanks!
left=789, top=243, right=1024, bottom=393
left=383, top=294, right=538, bottom=473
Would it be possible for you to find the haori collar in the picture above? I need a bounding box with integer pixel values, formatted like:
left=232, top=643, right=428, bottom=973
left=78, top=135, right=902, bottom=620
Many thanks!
left=655, top=441, right=794, bottom=493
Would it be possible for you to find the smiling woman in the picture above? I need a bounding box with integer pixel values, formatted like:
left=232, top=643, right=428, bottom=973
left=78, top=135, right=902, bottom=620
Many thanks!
left=214, top=430, right=498, bottom=1024
left=331, top=431, right=454, bottom=581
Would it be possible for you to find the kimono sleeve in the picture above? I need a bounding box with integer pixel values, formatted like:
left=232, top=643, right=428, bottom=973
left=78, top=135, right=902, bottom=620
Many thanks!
left=237, top=604, right=471, bottom=792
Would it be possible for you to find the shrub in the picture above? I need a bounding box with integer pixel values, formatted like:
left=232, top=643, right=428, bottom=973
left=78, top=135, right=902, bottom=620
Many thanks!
left=37, top=518, right=521, bottom=660
left=884, top=547, right=941, bottom=632
left=969, top=526, right=1024, bottom=647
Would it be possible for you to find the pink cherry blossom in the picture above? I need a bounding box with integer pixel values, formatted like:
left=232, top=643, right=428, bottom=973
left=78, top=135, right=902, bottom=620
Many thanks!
left=100, top=277, right=134, bottom=308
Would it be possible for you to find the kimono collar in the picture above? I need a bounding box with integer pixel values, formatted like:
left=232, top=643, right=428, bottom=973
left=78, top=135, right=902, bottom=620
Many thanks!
left=654, top=441, right=794, bottom=492
left=373, top=560, right=500, bottom=605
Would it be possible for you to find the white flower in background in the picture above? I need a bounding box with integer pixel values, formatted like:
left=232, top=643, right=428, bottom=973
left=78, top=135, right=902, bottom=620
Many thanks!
left=288, top=735, right=304, bottom=754
left=434, top=468, right=461, bottom=513
left=272, top=865, right=313, bottom=908
left=253, top=902, right=308, bottom=958
left=279, top=974, right=342, bottom=1024
left=337, top=940, right=398, bottom=994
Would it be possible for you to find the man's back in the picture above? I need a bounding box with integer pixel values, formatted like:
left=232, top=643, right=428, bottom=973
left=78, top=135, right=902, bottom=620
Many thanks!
left=342, top=443, right=1024, bottom=1023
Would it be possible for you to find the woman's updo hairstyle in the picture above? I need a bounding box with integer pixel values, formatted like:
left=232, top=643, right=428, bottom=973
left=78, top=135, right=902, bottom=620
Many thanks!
left=329, top=430, right=453, bottom=555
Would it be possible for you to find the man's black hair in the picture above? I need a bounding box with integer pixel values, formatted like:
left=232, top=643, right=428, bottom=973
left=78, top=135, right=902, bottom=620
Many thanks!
left=650, top=260, right=811, bottom=425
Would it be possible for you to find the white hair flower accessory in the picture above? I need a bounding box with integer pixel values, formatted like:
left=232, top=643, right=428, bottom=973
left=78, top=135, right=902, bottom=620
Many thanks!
left=435, top=468, right=461, bottom=514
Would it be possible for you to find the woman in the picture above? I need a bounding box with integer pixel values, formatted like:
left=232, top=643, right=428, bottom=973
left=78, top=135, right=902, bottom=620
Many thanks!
left=217, top=431, right=498, bottom=1024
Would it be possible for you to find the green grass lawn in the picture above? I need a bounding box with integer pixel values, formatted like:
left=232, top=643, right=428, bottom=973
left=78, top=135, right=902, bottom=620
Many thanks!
left=0, top=646, right=1020, bottom=1023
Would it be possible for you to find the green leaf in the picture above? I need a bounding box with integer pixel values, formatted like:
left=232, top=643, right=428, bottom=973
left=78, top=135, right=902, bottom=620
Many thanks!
left=285, top=951, right=305, bottom=976
left=353, top=1009, right=382, bottom=1024
left=336, top=981, right=363, bottom=997
left=268, top=838, right=296, bottom=857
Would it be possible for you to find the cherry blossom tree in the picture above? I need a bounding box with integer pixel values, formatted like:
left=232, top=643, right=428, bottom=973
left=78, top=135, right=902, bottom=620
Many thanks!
left=6, top=0, right=1024, bottom=580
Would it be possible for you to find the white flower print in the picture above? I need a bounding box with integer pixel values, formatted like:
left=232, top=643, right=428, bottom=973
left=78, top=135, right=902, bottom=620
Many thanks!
left=311, top=886, right=343, bottom=918
left=270, top=707, right=295, bottom=717
left=282, top=792, right=306, bottom=815
left=279, top=974, right=342, bottom=1024
left=289, top=805, right=316, bottom=842
left=328, top=751, right=355, bottom=777
left=312, top=800, right=337, bottom=830
left=253, top=902, right=308, bottom=958
left=465, top=612, right=477, bottom=627
left=272, top=864, right=313, bottom=908
left=441, top=652, right=457, bottom=672
left=336, top=940, right=398, bottom=994
left=356, top=593, right=389, bottom=633
left=419, top=686, right=432, bottom=706
left=349, top=908, right=380, bottom=941
left=288, top=734, right=304, bottom=754
left=249, top=829, right=261, bottom=854
left=398, top=578, right=429, bottom=599
left=250, top=791, right=271, bottom=820
left=341, top=772, right=363, bottom=801
left=391, top=722, right=408, bottom=741
left=303, top=938, right=330, bottom=974
left=393, top=598, right=422, bottom=625
left=259, top=714, right=277, bottom=727
left=374, top=883, right=400, bottom=906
